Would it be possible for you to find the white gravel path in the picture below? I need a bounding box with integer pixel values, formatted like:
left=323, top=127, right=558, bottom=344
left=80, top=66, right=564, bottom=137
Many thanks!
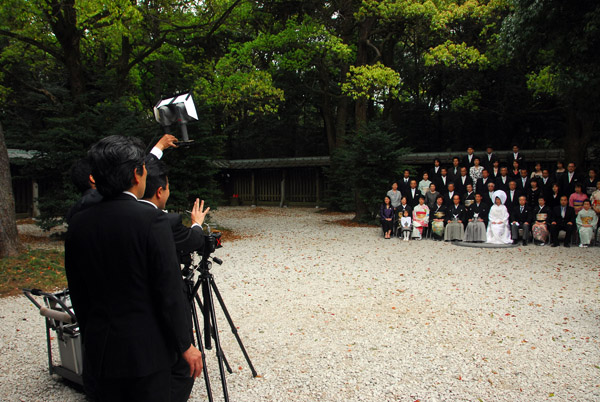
left=1, top=207, right=599, bottom=401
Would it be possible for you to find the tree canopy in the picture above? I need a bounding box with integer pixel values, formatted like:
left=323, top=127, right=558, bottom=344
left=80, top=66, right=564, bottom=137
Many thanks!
left=1, top=0, right=597, bottom=222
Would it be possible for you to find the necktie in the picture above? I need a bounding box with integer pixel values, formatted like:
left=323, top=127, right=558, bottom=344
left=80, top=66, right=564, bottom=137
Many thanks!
left=561, top=207, right=565, bottom=218
left=520, top=206, right=523, bottom=213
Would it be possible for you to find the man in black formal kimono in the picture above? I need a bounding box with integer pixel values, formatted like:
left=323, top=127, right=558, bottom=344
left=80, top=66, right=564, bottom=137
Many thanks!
left=469, top=193, right=489, bottom=226
left=65, top=136, right=204, bottom=402
left=463, top=183, right=476, bottom=211
left=510, top=195, right=532, bottom=245
left=550, top=195, right=576, bottom=247
left=405, top=179, right=422, bottom=208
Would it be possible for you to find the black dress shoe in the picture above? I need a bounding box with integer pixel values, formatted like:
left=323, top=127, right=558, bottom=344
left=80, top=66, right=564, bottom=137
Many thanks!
left=564, top=243, right=570, bottom=248
left=551, top=244, right=558, bottom=247
left=522, top=242, right=528, bottom=246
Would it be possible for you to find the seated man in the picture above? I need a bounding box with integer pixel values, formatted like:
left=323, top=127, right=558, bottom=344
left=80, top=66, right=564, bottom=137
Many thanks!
left=429, top=196, right=447, bottom=241
left=532, top=196, right=552, bottom=245
left=510, top=195, right=532, bottom=246
left=444, top=195, right=466, bottom=241
left=463, top=183, right=476, bottom=210
left=550, top=195, right=576, bottom=247
left=463, top=193, right=488, bottom=243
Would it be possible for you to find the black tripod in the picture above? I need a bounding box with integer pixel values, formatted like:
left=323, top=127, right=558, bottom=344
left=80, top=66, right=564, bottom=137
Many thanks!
left=182, top=246, right=257, bottom=402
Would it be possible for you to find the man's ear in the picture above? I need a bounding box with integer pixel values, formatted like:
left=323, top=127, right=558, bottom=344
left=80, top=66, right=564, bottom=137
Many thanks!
left=88, top=175, right=96, bottom=185
left=156, top=186, right=164, bottom=200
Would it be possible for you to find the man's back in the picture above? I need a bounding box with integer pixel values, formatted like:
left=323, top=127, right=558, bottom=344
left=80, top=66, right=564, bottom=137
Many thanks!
left=65, top=194, right=191, bottom=379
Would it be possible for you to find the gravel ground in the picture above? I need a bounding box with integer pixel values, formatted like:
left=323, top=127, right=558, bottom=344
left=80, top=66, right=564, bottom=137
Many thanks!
left=1, top=207, right=599, bottom=401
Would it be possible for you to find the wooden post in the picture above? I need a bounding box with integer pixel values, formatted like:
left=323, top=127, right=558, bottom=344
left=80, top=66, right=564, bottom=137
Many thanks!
left=315, top=168, right=321, bottom=207
left=279, top=169, right=286, bottom=208
left=251, top=171, right=256, bottom=205
left=32, top=179, right=40, bottom=218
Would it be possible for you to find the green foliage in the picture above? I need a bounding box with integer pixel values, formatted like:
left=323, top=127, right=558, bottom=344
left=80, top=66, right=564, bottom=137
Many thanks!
left=342, top=62, right=400, bottom=101
left=424, top=41, right=489, bottom=69
left=526, top=66, right=557, bottom=98
left=325, top=122, right=410, bottom=221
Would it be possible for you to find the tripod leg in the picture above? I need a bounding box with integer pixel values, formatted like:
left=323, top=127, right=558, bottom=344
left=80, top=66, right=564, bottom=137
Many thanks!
left=204, top=276, right=230, bottom=402
left=210, top=277, right=258, bottom=377
left=202, top=280, right=213, bottom=350
left=195, top=294, right=233, bottom=373
left=190, top=295, right=213, bottom=402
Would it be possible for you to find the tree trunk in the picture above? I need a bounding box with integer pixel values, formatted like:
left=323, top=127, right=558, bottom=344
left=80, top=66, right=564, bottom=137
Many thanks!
left=0, top=121, right=22, bottom=258
left=564, top=107, right=595, bottom=168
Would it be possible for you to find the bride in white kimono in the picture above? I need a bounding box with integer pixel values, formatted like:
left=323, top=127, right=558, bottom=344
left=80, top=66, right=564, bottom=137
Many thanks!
left=487, top=190, right=512, bottom=244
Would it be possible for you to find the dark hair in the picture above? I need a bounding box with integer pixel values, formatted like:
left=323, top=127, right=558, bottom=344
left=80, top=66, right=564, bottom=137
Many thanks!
left=88, top=135, right=146, bottom=198
left=452, top=156, right=459, bottom=162
left=70, top=157, right=93, bottom=194
left=482, top=168, right=488, bottom=173
left=433, top=158, right=441, bottom=164
left=143, top=158, right=168, bottom=199
left=436, top=195, right=444, bottom=201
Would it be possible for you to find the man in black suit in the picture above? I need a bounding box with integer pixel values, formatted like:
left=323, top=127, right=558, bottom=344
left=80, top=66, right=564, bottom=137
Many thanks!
left=483, top=146, right=499, bottom=171
left=505, top=180, right=522, bottom=212
left=399, top=169, right=412, bottom=196
left=550, top=195, right=576, bottom=247
left=428, top=158, right=442, bottom=183
left=448, top=157, right=461, bottom=183
left=65, top=136, right=204, bottom=401
left=495, top=167, right=510, bottom=192
left=540, top=169, right=555, bottom=201
left=510, top=195, right=532, bottom=245
left=476, top=169, right=492, bottom=195
left=140, top=158, right=208, bottom=402
left=507, top=144, right=524, bottom=167
left=483, top=182, right=496, bottom=206
left=455, top=167, right=473, bottom=195
left=559, top=162, right=582, bottom=197
left=516, top=168, right=531, bottom=192
left=65, top=134, right=178, bottom=224
left=436, top=167, right=450, bottom=191
left=405, top=179, right=422, bottom=208
left=444, top=182, right=459, bottom=206
left=461, top=146, right=477, bottom=169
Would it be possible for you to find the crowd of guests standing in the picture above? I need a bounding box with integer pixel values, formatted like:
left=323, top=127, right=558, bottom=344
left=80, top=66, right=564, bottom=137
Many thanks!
left=381, top=145, right=599, bottom=248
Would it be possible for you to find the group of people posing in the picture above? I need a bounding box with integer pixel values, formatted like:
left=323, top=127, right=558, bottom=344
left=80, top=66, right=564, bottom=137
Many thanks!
left=380, top=145, right=599, bottom=248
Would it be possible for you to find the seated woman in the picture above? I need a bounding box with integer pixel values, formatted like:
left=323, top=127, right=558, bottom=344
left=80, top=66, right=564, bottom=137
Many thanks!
left=486, top=190, right=512, bottom=244
left=576, top=199, right=597, bottom=247
left=532, top=196, right=551, bottom=245
left=380, top=196, right=394, bottom=239
left=444, top=194, right=466, bottom=241
left=411, top=196, right=430, bottom=240
left=463, top=193, right=488, bottom=242
left=399, top=209, right=412, bottom=241
left=430, top=195, right=447, bottom=241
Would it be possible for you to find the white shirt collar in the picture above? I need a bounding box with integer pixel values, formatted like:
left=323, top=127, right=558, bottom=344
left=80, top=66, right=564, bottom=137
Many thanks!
left=139, top=199, right=158, bottom=208
left=123, top=191, right=138, bottom=200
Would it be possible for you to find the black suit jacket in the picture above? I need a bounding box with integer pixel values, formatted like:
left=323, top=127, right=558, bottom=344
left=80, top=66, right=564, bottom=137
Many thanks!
left=495, top=176, right=510, bottom=192
left=516, top=176, right=531, bottom=192
left=559, top=172, right=582, bottom=197
left=461, top=154, right=477, bottom=169
left=507, top=152, right=524, bottom=166
left=454, top=175, right=473, bottom=195
left=446, top=204, right=466, bottom=224
left=65, top=194, right=192, bottom=378
left=443, top=191, right=460, bottom=206
left=65, top=188, right=103, bottom=225
left=551, top=205, right=576, bottom=226
left=435, top=175, right=450, bottom=192
left=447, top=166, right=461, bottom=185
left=476, top=177, right=492, bottom=195
left=405, top=188, right=422, bottom=207
left=399, top=178, right=412, bottom=196
left=526, top=187, right=541, bottom=208
left=505, top=189, right=522, bottom=211
left=428, top=166, right=442, bottom=182
left=540, top=177, right=555, bottom=200
left=510, top=205, right=532, bottom=224
left=483, top=153, right=499, bottom=170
